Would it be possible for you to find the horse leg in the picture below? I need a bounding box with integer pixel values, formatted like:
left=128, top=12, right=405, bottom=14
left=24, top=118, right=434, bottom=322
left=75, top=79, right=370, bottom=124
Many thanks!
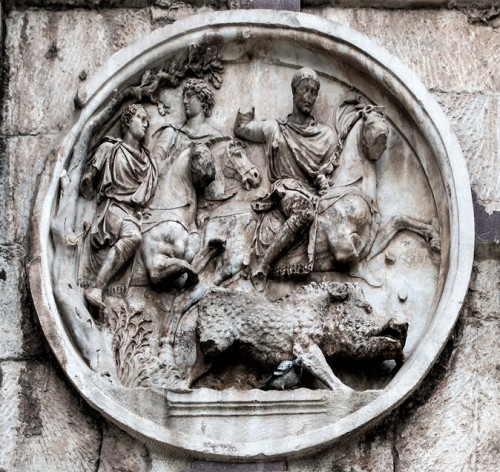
left=151, top=257, right=199, bottom=287
left=142, top=225, right=198, bottom=288
left=366, top=215, right=440, bottom=261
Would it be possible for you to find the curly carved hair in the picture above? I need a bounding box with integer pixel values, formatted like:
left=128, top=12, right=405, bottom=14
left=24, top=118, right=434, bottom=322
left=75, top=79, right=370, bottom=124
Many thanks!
left=182, top=79, right=215, bottom=117
left=291, top=67, right=320, bottom=95
left=120, top=104, right=147, bottom=137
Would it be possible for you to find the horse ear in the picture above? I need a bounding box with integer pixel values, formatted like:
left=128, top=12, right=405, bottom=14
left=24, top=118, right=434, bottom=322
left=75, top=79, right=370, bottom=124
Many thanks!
left=362, top=105, right=386, bottom=120
left=204, top=138, right=216, bottom=149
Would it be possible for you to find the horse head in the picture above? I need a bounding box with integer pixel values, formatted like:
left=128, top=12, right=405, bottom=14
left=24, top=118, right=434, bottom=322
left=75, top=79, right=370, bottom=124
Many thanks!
left=223, top=140, right=261, bottom=190
left=360, top=106, right=388, bottom=162
left=190, top=142, right=216, bottom=191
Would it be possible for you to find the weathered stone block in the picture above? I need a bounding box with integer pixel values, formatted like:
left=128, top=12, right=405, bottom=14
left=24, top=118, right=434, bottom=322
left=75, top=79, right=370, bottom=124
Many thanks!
left=396, top=318, right=499, bottom=471
left=303, top=8, right=499, bottom=93
left=467, top=259, right=500, bottom=322
left=302, top=0, right=498, bottom=7
left=0, top=134, right=59, bottom=244
left=0, top=361, right=102, bottom=471
left=0, top=362, right=23, bottom=467
left=395, top=259, right=500, bottom=472
left=149, top=450, right=197, bottom=472
left=2, top=9, right=152, bottom=135
left=435, top=92, right=499, bottom=214
left=287, top=428, right=394, bottom=471
left=189, top=461, right=287, bottom=471
left=435, top=92, right=500, bottom=253
left=0, top=246, right=25, bottom=360
left=97, top=423, right=151, bottom=472
left=0, top=245, right=43, bottom=360
left=6, top=1, right=150, bottom=8
left=240, top=0, right=299, bottom=11
left=151, top=0, right=238, bottom=24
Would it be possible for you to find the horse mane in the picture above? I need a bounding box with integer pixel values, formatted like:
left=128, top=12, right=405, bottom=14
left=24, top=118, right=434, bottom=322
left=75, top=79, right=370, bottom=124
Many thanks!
left=203, top=136, right=232, bottom=149
left=335, top=92, right=386, bottom=134
left=333, top=93, right=387, bottom=163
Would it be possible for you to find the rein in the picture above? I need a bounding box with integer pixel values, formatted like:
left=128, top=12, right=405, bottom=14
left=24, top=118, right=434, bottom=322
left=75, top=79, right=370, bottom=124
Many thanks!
left=224, top=141, right=255, bottom=177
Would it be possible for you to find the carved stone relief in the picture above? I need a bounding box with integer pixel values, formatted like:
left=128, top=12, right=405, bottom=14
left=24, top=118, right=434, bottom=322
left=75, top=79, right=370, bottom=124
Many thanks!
left=29, top=11, right=474, bottom=460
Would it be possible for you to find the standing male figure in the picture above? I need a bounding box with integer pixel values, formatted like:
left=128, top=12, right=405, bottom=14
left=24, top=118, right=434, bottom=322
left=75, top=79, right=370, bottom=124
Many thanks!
left=234, top=68, right=337, bottom=291
left=80, top=104, right=158, bottom=308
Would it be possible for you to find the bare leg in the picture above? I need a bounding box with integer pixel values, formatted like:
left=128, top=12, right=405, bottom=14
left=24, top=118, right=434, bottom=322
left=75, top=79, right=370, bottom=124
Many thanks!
left=367, top=215, right=440, bottom=261
left=85, top=245, right=131, bottom=309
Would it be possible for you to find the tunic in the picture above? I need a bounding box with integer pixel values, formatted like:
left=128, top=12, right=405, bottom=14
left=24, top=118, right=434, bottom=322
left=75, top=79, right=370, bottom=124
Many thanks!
left=83, top=137, right=158, bottom=248
left=235, top=115, right=337, bottom=210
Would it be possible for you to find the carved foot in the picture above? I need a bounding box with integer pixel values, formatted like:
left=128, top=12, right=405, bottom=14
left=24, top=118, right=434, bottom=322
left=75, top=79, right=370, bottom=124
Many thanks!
left=295, top=343, right=353, bottom=393
left=183, top=266, right=199, bottom=288
left=84, top=287, right=106, bottom=310
left=429, top=234, right=441, bottom=253
left=426, top=219, right=441, bottom=253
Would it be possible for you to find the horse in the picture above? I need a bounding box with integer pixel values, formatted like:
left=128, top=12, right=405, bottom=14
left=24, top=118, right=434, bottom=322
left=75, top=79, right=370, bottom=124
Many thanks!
left=273, top=97, right=440, bottom=285
left=203, top=137, right=261, bottom=200
left=193, top=97, right=440, bottom=289
left=140, top=138, right=260, bottom=289
left=139, top=142, right=214, bottom=288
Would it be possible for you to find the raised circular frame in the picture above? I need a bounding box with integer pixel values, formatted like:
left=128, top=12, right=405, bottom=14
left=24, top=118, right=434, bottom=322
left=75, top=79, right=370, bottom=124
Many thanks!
left=29, top=11, right=474, bottom=460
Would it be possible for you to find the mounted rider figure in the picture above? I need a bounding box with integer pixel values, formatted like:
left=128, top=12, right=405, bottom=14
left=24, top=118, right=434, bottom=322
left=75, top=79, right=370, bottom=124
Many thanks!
left=234, top=68, right=338, bottom=291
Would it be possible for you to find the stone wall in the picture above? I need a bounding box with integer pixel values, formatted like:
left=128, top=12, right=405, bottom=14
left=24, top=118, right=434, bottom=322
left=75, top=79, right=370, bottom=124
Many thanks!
left=0, top=1, right=498, bottom=471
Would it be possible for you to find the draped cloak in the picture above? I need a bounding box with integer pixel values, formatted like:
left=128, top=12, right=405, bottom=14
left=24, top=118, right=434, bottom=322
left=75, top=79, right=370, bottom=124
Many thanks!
left=236, top=116, right=337, bottom=276
left=89, top=138, right=158, bottom=248
left=252, top=117, right=337, bottom=211
left=78, top=138, right=158, bottom=290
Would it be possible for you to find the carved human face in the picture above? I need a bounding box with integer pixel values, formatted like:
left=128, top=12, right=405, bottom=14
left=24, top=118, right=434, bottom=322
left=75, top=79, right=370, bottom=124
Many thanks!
left=183, top=89, right=204, bottom=119
left=128, top=108, right=149, bottom=141
left=293, top=79, right=319, bottom=115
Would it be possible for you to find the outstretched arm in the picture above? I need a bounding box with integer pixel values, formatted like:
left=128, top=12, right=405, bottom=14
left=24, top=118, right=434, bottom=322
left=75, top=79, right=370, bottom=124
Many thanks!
left=234, top=108, right=273, bottom=144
